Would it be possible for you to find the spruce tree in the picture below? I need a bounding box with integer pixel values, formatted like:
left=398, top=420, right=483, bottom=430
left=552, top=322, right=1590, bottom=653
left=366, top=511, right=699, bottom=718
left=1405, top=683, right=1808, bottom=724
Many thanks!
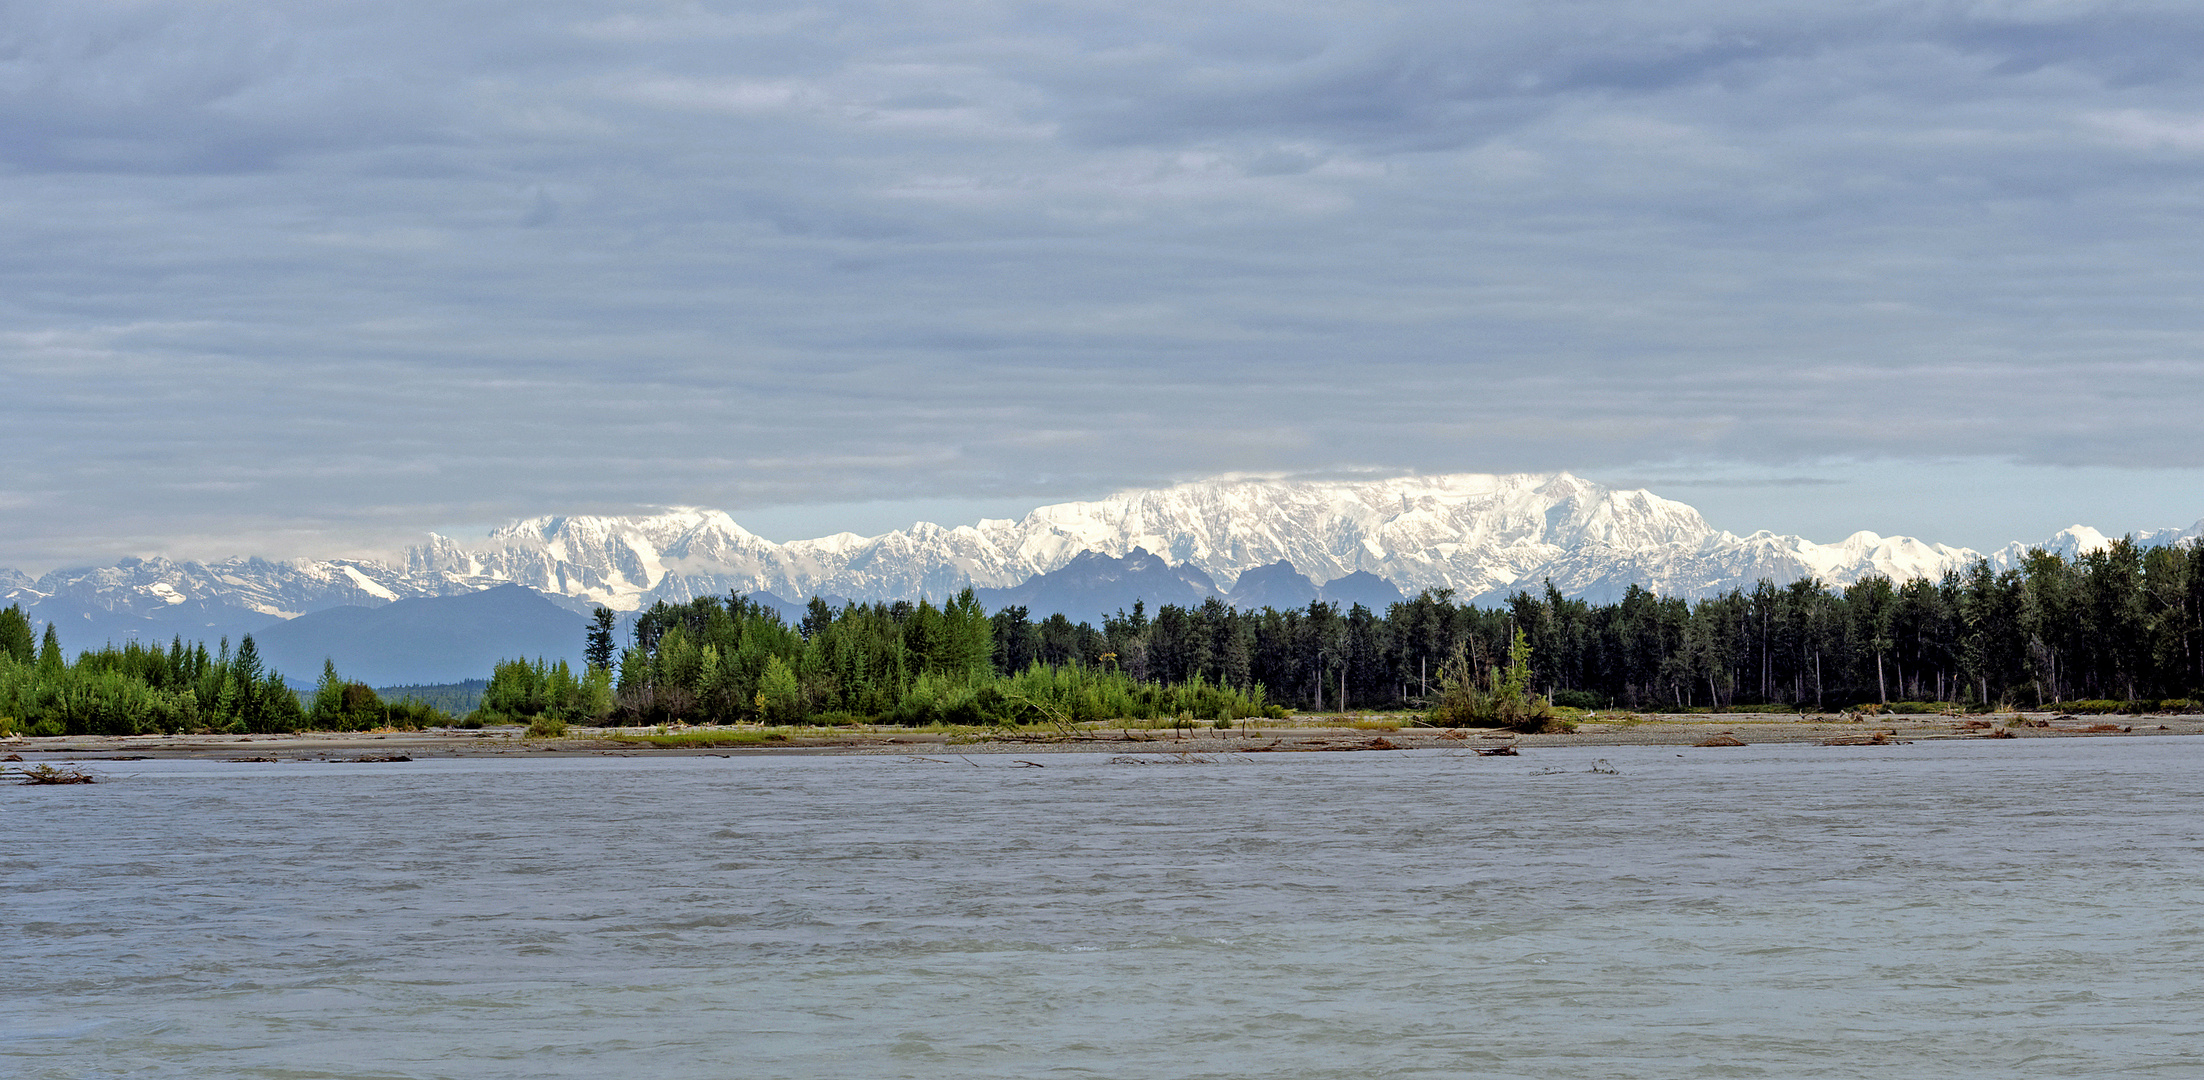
left=586, top=607, right=617, bottom=671
left=38, top=623, right=65, bottom=674
left=0, top=604, right=34, bottom=665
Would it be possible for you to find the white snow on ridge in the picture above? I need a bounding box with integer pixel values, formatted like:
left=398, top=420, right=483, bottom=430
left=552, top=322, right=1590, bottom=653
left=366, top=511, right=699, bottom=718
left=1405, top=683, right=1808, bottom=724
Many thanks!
left=374, top=472, right=2185, bottom=610
left=10, top=473, right=2200, bottom=620
left=340, top=565, right=399, bottom=602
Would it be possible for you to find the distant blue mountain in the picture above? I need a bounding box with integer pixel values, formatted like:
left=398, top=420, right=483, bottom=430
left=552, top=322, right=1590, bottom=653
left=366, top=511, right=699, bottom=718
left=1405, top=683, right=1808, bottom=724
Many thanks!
left=1226, top=560, right=1319, bottom=611
left=1224, top=561, right=1406, bottom=613
left=1318, top=570, right=1407, bottom=611
left=31, top=595, right=278, bottom=656
left=250, top=583, right=587, bottom=687
left=976, top=547, right=1221, bottom=622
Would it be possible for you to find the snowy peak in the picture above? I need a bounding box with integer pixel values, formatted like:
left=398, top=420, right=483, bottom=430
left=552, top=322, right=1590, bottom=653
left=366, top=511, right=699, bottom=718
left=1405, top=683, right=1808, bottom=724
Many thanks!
left=399, top=470, right=1996, bottom=612
left=7, top=474, right=2199, bottom=644
left=1983, top=518, right=2204, bottom=571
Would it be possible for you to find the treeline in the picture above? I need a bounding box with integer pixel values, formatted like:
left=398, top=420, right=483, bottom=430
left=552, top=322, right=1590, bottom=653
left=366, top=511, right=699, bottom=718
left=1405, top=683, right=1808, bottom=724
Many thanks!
left=490, top=590, right=1280, bottom=727
left=0, top=605, right=448, bottom=737
left=9, top=534, right=2197, bottom=737
left=1497, top=537, right=2204, bottom=710
left=538, top=535, right=2204, bottom=725
left=1047, top=535, right=2201, bottom=711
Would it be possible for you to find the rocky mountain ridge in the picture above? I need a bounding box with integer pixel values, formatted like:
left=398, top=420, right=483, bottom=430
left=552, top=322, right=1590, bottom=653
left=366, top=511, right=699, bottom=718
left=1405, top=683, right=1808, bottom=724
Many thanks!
left=5, top=472, right=2198, bottom=647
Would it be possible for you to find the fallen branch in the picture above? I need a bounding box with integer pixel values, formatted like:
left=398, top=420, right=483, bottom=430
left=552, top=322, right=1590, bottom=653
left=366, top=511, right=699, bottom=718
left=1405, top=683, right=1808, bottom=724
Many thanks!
left=11, top=763, right=100, bottom=785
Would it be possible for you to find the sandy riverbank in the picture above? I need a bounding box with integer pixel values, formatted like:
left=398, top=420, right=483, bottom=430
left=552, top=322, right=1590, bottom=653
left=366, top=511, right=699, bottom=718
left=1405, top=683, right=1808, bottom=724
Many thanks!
left=7, top=712, right=2202, bottom=763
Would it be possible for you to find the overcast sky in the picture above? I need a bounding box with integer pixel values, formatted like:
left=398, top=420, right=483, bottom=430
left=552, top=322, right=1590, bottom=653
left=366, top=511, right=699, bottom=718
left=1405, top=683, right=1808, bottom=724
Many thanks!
left=6, top=0, right=2204, bottom=571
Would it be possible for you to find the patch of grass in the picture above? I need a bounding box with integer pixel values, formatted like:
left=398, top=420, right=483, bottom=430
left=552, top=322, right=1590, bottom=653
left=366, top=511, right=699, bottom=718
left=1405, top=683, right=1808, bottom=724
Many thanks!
left=1580, top=712, right=1647, bottom=727
left=604, top=729, right=789, bottom=748
left=2049, top=699, right=2145, bottom=715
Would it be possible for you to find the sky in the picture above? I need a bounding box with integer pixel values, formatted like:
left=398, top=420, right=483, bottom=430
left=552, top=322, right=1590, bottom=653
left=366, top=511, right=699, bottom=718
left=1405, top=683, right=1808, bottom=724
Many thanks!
left=6, top=0, right=2204, bottom=572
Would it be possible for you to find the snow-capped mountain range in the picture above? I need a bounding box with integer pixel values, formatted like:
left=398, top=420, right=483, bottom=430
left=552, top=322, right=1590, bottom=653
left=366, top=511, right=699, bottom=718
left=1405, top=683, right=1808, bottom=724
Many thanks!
left=6, top=472, right=2199, bottom=647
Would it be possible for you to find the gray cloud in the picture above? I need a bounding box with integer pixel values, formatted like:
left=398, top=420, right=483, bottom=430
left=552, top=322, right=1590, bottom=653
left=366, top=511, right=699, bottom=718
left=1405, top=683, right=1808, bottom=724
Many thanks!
left=4, top=0, right=2204, bottom=569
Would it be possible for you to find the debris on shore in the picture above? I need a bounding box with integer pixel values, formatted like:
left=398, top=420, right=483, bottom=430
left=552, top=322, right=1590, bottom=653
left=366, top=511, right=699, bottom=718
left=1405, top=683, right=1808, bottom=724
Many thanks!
left=11, top=763, right=100, bottom=784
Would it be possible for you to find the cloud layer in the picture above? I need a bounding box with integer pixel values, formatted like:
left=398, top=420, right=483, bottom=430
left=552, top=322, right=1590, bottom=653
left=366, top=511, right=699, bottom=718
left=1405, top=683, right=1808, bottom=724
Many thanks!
left=5, top=1, right=2204, bottom=568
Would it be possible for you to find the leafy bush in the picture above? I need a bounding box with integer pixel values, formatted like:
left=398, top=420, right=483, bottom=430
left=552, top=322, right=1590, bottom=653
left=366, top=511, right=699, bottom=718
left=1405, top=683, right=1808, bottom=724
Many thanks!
left=0, top=634, right=307, bottom=736
left=873, top=663, right=1272, bottom=728
left=753, top=655, right=805, bottom=724
left=1427, top=631, right=1562, bottom=733
left=307, top=664, right=451, bottom=730
left=472, top=658, right=614, bottom=727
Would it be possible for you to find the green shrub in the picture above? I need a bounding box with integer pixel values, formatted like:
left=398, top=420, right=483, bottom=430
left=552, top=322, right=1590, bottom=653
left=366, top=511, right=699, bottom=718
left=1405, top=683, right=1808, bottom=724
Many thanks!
left=525, top=715, right=569, bottom=738
left=477, top=658, right=614, bottom=727
left=1427, top=632, right=1562, bottom=733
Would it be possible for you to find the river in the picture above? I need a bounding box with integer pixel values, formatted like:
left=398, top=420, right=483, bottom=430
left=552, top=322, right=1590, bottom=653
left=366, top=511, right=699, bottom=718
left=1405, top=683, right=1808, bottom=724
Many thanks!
left=6, top=737, right=2201, bottom=1078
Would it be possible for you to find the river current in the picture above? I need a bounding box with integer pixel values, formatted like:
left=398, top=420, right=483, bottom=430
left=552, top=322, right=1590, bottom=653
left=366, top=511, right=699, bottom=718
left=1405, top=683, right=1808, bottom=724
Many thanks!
left=6, top=737, right=2202, bottom=1079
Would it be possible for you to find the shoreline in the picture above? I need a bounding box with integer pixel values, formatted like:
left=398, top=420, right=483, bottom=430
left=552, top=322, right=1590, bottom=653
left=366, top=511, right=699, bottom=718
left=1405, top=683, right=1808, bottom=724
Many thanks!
left=9, top=711, right=2204, bottom=763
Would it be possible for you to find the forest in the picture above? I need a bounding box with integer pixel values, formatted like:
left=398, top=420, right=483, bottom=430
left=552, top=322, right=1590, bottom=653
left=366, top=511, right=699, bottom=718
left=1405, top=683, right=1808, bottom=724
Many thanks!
left=502, top=533, right=2204, bottom=727
left=0, top=613, right=447, bottom=738
left=5, top=534, right=2201, bottom=737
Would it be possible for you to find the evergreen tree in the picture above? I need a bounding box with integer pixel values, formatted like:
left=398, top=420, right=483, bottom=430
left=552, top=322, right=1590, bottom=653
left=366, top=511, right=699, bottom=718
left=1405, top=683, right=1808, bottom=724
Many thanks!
left=586, top=607, right=618, bottom=670
left=38, top=623, right=65, bottom=675
left=0, top=604, right=34, bottom=665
